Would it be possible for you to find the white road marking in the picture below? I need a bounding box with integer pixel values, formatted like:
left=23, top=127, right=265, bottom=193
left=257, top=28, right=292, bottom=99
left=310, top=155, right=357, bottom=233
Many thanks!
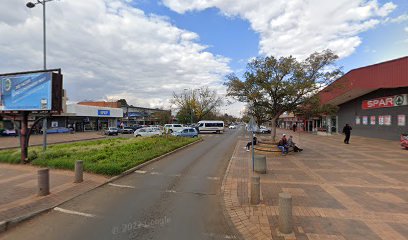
left=135, top=170, right=147, bottom=174
left=165, top=190, right=176, bottom=193
left=169, top=174, right=181, bottom=177
left=150, top=171, right=160, bottom=175
left=108, top=183, right=135, bottom=189
left=207, top=177, right=220, bottom=181
left=54, top=207, right=96, bottom=218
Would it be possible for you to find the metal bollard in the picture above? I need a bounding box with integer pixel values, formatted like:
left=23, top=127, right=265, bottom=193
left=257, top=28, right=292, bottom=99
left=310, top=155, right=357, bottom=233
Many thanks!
left=38, top=168, right=50, bottom=196
left=254, top=155, right=266, bottom=174
left=278, top=193, right=293, bottom=234
left=250, top=176, right=260, bottom=205
left=74, top=160, right=84, bottom=183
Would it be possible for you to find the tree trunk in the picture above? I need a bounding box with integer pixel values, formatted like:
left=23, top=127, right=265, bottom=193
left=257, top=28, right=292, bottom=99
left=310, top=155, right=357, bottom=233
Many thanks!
left=271, top=116, right=278, bottom=143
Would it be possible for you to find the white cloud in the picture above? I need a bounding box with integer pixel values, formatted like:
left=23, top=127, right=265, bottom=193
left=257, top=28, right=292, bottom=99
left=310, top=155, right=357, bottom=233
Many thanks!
left=0, top=0, right=231, bottom=110
left=162, top=0, right=396, bottom=59
left=384, top=13, right=408, bottom=23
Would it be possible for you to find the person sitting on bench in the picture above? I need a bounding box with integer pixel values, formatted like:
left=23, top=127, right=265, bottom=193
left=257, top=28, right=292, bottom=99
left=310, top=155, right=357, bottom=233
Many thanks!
left=278, top=134, right=289, bottom=155
left=287, top=135, right=303, bottom=152
left=245, top=136, right=257, bottom=152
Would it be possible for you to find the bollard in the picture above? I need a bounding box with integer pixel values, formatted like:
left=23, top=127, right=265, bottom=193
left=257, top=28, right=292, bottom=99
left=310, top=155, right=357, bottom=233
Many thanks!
left=38, top=168, right=50, bottom=196
left=278, top=193, right=293, bottom=234
left=254, top=155, right=266, bottom=174
left=250, top=176, right=260, bottom=205
left=74, top=160, right=84, bottom=183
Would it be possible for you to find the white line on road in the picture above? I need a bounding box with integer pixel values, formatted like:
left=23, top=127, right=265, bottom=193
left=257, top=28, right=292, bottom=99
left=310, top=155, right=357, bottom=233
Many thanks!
left=54, top=207, right=96, bottom=218
left=207, top=177, right=220, bottom=181
left=108, top=183, right=135, bottom=189
left=135, top=170, right=147, bottom=174
left=165, top=190, right=176, bottom=193
left=150, top=171, right=160, bottom=175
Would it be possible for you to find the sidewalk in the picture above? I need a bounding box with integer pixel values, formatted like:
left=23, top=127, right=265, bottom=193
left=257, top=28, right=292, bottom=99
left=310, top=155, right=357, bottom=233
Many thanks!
left=0, top=163, right=107, bottom=225
left=0, top=132, right=105, bottom=150
left=223, top=130, right=408, bottom=240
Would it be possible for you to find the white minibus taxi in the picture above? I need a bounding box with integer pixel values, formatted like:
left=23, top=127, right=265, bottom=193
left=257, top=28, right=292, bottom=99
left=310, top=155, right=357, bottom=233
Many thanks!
left=197, top=120, right=225, bottom=134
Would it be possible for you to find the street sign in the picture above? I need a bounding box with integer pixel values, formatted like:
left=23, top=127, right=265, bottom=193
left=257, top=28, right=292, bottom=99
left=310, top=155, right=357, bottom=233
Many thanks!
left=247, top=116, right=258, bottom=132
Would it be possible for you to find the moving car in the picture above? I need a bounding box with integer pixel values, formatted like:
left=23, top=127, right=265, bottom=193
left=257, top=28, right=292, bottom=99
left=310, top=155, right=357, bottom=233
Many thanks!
left=401, top=133, right=408, bottom=149
left=172, top=127, right=198, bottom=138
left=229, top=125, right=237, bottom=129
left=163, top=124, right=184, bottom=133
left=134, top=127, right=162, bottom=137
left=104, top=127, right=119, bottom=136
left=197, top=120, right=224, bottom=134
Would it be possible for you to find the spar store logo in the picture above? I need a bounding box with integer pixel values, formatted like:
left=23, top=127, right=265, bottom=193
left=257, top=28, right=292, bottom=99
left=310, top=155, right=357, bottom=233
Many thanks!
left=362, top=94, right=407, bottom=109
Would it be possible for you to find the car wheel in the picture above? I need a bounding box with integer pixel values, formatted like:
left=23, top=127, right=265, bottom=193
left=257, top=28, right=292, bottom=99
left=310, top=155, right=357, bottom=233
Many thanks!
left=216, top=130, right=220, bottom=134
left=169, top=129, right=173, bottom=133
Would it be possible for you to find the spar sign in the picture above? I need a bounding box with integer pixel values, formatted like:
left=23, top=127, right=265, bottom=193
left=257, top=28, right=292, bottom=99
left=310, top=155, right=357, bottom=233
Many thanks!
left=362, top=94, right=408, bottom=110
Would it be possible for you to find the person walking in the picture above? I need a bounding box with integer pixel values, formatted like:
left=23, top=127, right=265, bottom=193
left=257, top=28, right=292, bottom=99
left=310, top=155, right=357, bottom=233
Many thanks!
left=342, top=124, right=352, bottom=144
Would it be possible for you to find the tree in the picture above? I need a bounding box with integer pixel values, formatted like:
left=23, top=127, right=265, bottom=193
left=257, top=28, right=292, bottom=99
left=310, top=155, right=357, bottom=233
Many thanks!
left=295, top=96, right=339, bottom=120
left=152, top=110, right=172, bottom=125
left=225, top=50, right=342, bottom=141
left=172, top=87, right=223, bottom=123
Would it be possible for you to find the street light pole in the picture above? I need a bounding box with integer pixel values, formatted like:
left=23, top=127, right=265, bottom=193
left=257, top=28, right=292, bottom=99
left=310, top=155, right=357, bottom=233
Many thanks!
left=26, top=0, right=54, bottom=151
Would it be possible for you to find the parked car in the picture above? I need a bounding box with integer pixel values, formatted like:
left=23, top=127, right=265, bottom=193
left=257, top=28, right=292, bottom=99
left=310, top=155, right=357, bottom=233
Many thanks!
left=134, top=127, right=162, bottom=137
left=40, top=127, right=71, bottom=134
left=257, top=126, right=271, bottom=134
left=172, top=127, right=198, bottom=138
left=401, top=133, right=408, bottom=149
left=0, top=129, right=17, bottom=136
left=163, top=124, right=184, bottom=133
left=229, top=125, right=237, bottom=129
left=119, top=127, right=134, bottom=134
left=104, top=127, right=119, bottom=136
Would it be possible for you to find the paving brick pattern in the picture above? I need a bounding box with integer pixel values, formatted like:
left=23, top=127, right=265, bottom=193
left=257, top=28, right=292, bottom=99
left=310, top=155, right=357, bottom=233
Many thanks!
left=222, top=130, right=408, bottom=240
left=0, top=163, right=107, bottom=221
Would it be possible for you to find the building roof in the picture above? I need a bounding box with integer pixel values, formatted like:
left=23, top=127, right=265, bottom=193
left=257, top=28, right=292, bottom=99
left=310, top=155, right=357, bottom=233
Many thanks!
left=319, top=56, right=408, bottom=106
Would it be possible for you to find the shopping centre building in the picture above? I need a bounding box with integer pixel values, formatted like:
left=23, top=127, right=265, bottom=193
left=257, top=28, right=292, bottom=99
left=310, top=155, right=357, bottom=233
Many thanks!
left=279, top=56, right=408, bottom=140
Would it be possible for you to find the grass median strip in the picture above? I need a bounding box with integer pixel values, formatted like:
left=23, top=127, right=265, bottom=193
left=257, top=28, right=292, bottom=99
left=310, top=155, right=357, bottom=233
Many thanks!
left=0, top=136, right=200, bottom=176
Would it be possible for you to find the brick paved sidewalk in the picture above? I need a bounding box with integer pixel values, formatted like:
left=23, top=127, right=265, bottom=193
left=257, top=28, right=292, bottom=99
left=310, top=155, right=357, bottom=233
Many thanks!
left=0, top=132, right=105, bottom=150
left=0, top=163, right=107, bottom=223
left=222, top=130, right=408, bottom=240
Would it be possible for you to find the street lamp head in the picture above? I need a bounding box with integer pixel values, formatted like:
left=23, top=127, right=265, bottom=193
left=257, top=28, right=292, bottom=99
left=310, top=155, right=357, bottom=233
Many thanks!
left=26, top=2, right=36, bottom=8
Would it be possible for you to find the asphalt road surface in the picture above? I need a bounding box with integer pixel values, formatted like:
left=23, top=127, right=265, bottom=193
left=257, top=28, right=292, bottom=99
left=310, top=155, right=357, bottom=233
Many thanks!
left=1, top=128, right=243, bottom=240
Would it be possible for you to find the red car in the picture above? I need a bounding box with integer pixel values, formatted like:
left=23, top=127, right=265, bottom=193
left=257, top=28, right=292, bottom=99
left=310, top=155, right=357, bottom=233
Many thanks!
left=401, top=133, right=408, bottom=149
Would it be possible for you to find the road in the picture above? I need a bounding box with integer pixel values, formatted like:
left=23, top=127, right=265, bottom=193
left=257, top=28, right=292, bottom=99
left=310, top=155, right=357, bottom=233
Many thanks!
left=0, top=128, right=243, bottom=240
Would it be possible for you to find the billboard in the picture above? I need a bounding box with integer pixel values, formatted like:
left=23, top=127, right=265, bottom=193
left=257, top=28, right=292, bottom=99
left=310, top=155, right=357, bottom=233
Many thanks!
left=0, top=71, right=62, bottom=112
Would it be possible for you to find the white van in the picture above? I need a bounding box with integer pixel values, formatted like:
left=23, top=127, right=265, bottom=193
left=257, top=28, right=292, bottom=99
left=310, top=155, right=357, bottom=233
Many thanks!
left=197, top=120, right=225, bottom=134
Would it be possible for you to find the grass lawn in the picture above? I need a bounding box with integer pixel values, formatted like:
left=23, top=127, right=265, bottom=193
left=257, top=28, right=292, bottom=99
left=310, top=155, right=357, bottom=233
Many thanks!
left=0, top=136, right=200, bottom=176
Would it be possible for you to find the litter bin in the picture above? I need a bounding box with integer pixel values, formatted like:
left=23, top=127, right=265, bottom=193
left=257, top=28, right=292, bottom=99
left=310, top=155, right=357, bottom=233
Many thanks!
left=401, top=133, right=408, bottom=149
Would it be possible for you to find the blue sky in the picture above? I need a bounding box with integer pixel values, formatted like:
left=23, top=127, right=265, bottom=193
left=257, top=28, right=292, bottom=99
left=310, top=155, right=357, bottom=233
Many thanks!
left=133, top=0, right=408, bottom=74
left=0, top=0, right=407, bottom=116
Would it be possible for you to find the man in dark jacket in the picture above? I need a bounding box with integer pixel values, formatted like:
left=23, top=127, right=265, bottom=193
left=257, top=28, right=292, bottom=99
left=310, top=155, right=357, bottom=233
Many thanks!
left=342, top=124, right=352, bottom=144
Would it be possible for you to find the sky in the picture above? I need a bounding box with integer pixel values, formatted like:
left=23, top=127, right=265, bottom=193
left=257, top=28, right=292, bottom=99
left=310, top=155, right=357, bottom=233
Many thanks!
left=0, top=0, right=407, bottom=117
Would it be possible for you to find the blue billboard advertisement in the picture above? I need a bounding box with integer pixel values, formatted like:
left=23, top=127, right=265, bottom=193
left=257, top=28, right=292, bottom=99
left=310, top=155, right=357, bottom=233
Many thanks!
left=0, top=72, right=52, bottom=111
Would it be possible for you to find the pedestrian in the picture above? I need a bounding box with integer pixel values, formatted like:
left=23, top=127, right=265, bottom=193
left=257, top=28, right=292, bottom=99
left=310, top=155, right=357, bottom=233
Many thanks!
left=292, top=123, right=297, bottom=132
left=342, top=123, right=352, bottom=144
left=277, top=134, right=289, bottom=155
left=245, top=136, right=257, bottom=152
left=287, top=135, right=303, bottom=152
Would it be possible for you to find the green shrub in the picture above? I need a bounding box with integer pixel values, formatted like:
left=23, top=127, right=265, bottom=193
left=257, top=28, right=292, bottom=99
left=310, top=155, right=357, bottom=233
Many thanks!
left=0, top=136, right=199, bottom=176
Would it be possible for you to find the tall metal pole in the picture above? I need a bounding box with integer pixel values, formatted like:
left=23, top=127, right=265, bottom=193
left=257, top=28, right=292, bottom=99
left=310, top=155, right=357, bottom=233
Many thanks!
left=42, top=0, right=48, bottom=151
left=43, top=0, right=46, bottom=70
